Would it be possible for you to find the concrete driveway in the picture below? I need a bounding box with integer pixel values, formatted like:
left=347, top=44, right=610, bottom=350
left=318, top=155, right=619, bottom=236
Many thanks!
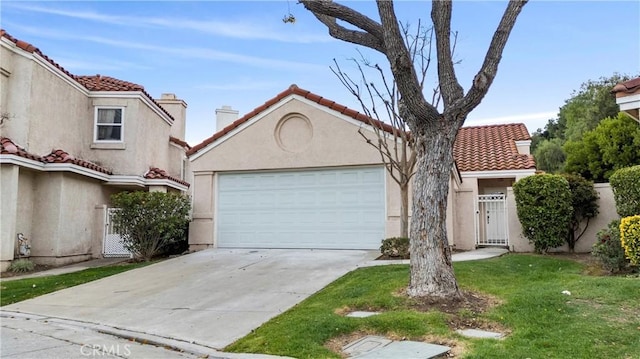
left=3, top=249, right=378, bottom=350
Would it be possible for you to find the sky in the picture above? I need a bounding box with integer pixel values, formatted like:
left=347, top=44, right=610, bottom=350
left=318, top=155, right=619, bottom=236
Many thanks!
left=2, top=1, right=639, bottom=146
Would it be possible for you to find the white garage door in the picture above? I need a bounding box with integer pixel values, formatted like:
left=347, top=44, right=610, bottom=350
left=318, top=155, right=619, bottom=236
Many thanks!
left=217, top=167, right=385, bottom=249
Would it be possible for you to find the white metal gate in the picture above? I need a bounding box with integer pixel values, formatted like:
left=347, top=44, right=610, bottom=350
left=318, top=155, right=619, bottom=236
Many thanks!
left=475, top=194, right=508, bottom=246
left=102, top=208, right=131, bottom=258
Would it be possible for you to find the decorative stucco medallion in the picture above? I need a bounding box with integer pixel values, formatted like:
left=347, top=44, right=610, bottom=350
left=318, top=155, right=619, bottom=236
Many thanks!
left=275, top=114, right=313, bottom=153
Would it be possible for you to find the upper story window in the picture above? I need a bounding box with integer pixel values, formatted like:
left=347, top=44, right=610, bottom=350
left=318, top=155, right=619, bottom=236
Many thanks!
left=94, top=107, right=124, bottom=142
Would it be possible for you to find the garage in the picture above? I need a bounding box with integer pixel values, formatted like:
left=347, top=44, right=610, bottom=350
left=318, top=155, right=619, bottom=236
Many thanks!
left=216, top=166, right=385, bottom=249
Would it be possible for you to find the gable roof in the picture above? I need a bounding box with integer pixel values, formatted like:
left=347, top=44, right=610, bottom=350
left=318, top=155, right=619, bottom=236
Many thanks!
left=187, top=84, right=392, bottom=156
left=189, top=85, right=535, bottom=172
left=454, top=123, right=535, bottom=172
left=0, top=29, right=174, bottom=122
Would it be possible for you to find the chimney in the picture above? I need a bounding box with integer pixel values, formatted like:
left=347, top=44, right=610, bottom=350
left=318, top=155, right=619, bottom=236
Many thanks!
left=156, top=93, right=188, bottom=140
left=216, top=105, right=239, bottom=132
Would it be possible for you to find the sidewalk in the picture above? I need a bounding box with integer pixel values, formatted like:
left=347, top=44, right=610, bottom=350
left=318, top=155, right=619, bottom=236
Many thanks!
left=1, top=312, right=290, bottom=359
left=0, top=258, right=130, bottom=282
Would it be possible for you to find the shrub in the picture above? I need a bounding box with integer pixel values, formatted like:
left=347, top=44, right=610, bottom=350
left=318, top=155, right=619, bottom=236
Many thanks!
left=562, top=174, right=599, bottom=252
left=8, top=258, right=35, bottom=273
left=110, top=191, right=191, bottom=261
left=620, top=215, right=640, bottom=266
left=380, top=237, right=409, bottom=258
left=592, top=220, right=627, bottom=273
left=609, top=165, right=640, bottom=217
left=513, top=174, right=572, bottom=253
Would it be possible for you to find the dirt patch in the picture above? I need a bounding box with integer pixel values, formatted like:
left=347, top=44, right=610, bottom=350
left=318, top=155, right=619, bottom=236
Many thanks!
left=328, top=290, right=505, bottom=358
left=0, top=263, right=54, bottom=278
left=405, top=290, right=502, bottom=315
left=404, top=290, right=509, bottom=334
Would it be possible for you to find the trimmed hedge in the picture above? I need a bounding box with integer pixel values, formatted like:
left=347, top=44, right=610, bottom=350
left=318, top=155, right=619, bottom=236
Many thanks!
left=513, top=174, right=573, bottom=253
left=620, top=215, right=640, bottom=265
left=610, top=165, right=640, bottom=217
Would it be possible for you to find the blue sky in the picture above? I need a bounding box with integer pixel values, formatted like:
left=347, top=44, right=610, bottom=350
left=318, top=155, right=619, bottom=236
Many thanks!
left=2, top=1, right=639, bottom=145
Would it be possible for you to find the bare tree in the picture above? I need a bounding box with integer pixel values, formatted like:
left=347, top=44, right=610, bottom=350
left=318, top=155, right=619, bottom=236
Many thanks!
left=301, top=0, right=528, bottom=299
left=330, top=23, right=450, bottom=238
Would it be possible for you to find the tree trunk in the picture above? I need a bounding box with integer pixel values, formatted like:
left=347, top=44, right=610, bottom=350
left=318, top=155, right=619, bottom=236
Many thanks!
left=407, top=122, right=461, bottom=299
left=400, top=182, right=409, bottom=238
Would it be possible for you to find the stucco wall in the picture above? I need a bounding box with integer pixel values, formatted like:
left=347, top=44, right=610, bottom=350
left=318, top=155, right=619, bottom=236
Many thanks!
left=27, top=63, right=91, bottom=156
left=509, top=183, right=618, bottom=253
left=0, top=164, right=19, bottom=271
left=1, top=44, right=35, bottom=148
left=453, top=177, right=478, bottom=250
left=29, top=172, right=113, bottom=265
left=189, top=97, right=404, bottom=248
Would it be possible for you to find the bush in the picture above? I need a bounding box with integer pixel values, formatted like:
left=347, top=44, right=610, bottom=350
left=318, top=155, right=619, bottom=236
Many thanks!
left=562, top=174, right=599, bottom=252
left=158, top=222, right=189, bottom=256
left=609, top=165, right=640, bottom=217
left=380, top=237, right=409, bottom=258
left=513, top=174, right=573, bottom=253
left=592, top=220, right=627, bottom=273
left=8, top=259, right=35, bottom=273
left=620, top=215, right=640, bottom=266
left=110, top=191, right=191, bottom=261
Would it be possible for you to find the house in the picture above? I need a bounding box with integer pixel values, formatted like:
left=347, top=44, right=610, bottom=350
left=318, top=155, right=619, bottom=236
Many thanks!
left=188, top=84, right=537, bottom=251
left=0, top=30, right=190, bottom=271
left=612, top=77, right=640, bottom=123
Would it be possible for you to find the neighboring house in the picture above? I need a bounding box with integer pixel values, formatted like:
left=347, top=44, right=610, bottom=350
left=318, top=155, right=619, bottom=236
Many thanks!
left=0, top=30, right=190, bottom=271
left=612, top=77, right=640, bottom=123
left=188, top=85, right=537, bottom=252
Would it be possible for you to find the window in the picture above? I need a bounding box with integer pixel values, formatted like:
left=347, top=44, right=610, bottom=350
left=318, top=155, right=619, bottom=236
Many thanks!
left=95, top=107, right=124, bottom=142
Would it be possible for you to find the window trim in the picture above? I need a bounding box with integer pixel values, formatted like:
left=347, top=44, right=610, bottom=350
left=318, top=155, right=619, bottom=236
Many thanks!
left=93, top=106, right=125, bottom=143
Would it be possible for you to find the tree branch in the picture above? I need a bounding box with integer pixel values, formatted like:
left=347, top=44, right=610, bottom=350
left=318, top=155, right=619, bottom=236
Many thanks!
left=460, top=0, right=528, bottom=114
left=376, top=0, right=441, bottom=124
left=431, top=1, right=464, bottom=107
left=300, top=0, right=386, bottom=52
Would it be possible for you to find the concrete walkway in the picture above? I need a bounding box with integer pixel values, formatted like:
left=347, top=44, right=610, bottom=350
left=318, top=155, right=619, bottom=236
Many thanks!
left=1, top=247, right=507, bottom=359
left=2, top=249, right=378, bottom=350
left=361, top=247, right=509, bottom=267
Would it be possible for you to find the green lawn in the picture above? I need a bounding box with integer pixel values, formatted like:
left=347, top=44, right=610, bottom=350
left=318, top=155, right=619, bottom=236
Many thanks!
left=0, top=261, right=154, bottom=306
left=226, top=254, right=640, bottom=359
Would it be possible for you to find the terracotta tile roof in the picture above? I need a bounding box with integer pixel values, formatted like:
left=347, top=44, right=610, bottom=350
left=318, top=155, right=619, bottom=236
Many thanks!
left=454, top=123, right=536, bottom=172
left=42, top=149, right=112, bottom=174
left=1, top=30, right=174, bottom=122
left=188, top=84, right=393, bottom=156
left=611, top=77, right=640, bottom=94
left=144, top=167, right=190, bottom=187
left=0, top=137, right=41, bottom=161
left=1, top=137, right=113, bottom=174
left=169, top=136, right=191, bottom=150
left=76, top=75, right=144, bottom=92
left=1, top=29, right=78, bottom=84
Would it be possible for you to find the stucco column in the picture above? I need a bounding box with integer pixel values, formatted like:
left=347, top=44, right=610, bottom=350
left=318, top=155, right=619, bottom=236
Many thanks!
left=507, top=187, right=531, bottom=252
left=1, top=164, right=19, bottom=271
left=189, top=171, right=215, bottom=250
left=93, top=204, right=107, bottom=258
